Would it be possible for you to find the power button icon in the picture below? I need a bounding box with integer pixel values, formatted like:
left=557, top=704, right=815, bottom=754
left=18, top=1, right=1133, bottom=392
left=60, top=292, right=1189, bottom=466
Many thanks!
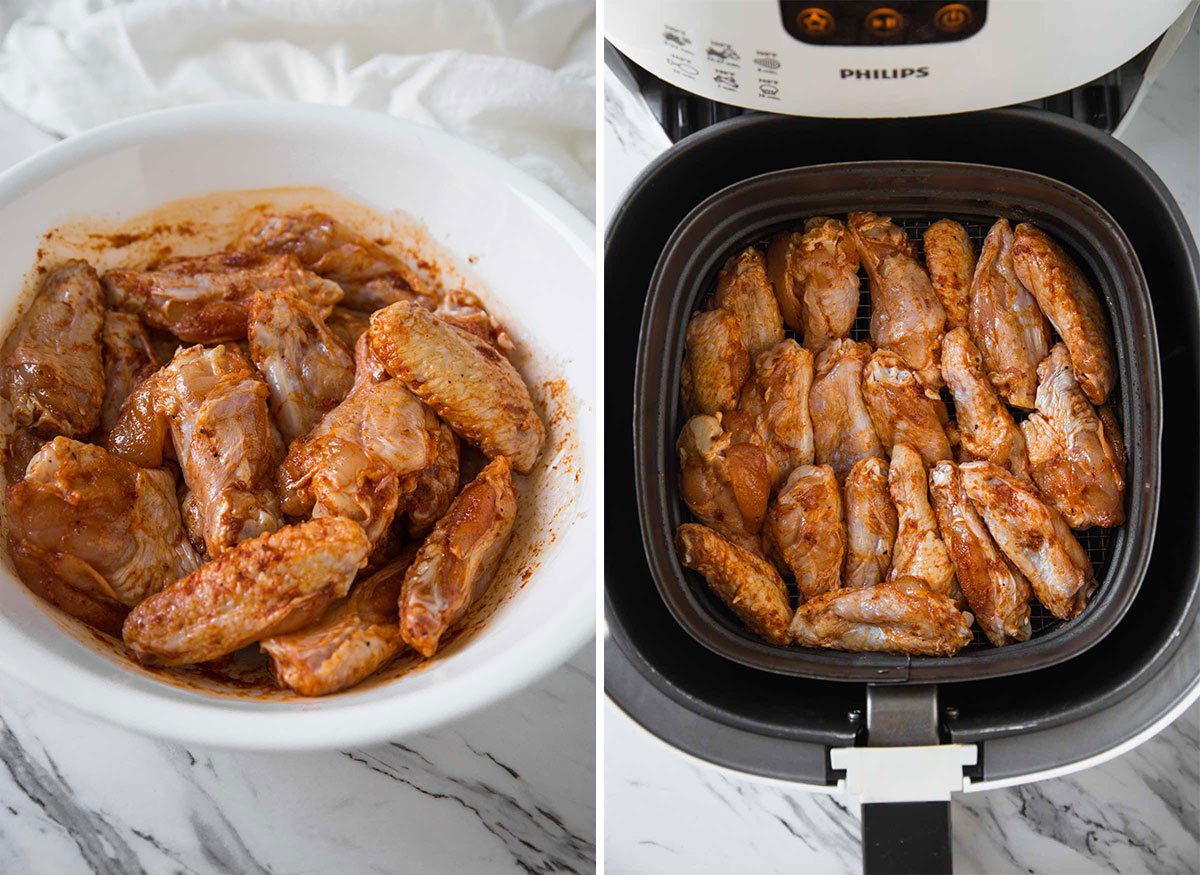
left=934, top=3, right=973, bottom=33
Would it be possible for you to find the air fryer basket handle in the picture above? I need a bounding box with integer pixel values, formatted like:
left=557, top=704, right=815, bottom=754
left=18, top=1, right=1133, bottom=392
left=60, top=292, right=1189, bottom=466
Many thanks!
left=861, top=801, right=952, bottom=875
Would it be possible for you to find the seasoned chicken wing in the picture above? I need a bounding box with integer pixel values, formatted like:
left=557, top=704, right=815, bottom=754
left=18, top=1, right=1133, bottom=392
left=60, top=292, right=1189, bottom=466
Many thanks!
left=680, top=308, right=750, bottom=415
left=959, top=461, right=1095, bottom=619
left=766, top=217, right=860, bottom=348
left=968, top=219, right=1051, bottom=409
left=712, top=247, right=785, bottom=357
left=1012, top=223, right=1116, bottom=405
left=7, top=438, right=199, bottom=635
left=923, top=220, right=975, bottom=330
left=435, top=290, right=512, bottom=352
left=108, top=344, right=283, bottom=556
left=929, top=462, right=1032, bottom=646
left=278, top=349, right=436, bottom=548
left=887, top=443, right=957, bottom=598
left=3, top=430, right=45, bottom=485
left=262, top=546, right=418, bottom=696
left=862, top=348, right=953, bottom=466
left=676, top=523, right=791, bottom=646
left=844, top=457, right=897, bottom=589
left=941, top=327, right=1030, bottom=478
left=1021, top=344, right=1126, bottom=528
left=396, top=417, right=461, bottom=539
left=399, top=456, right=517, bottom=658
left=238, top=210, right=435, bottom=313
left=677, top=414, right=772, bottom=553
left=247, top=290, right=355, bottom=444
left=764, top=465, right=845, bottom=600
left=124, top=517, right=369, bottom=665
left=97, top=311, right=160, bottom=439
left=809, top=339, right=884, bottom=478
left=789, top=576, right=973, bottom=655
left=725, top=339, right=814, bottom=486
left=325, top=307, right=371, bottom=351
left=368, top=301, right=545, bottom=473
left=2, top=260, right=105, bottom=437
left=103, top=252, right=343, bottom=343
left=848, top=212, right=945, bottom=388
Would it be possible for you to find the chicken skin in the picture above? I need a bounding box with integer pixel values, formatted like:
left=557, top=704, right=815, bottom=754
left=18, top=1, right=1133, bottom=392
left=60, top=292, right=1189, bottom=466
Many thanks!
left=675, top=523, right=792, bottom=646
left=368, top=301, right=545, bottom=474
left=789, top=576, right=973, bottom=656
left=809, top=339, right=884, bottom=478
left=238, top=210, right=435, bottom=313
left=887, top=443, right=957, bottom=599
left=7, top=438, right=200, bottom=635
left=711, top=247, right=785, bottom=357
left=97, top=311, right=160, bottom=439
left=764, top=465, right=845, bottom=600
left=968, top=219, right=1051, bottom=409
left=677, top=414, right=772, bottom=553
left=3, top=430, right=45, bottom=485
left=725, top=339, right=814, bottom=487
left=848, top=212, right=946, bottom=388
left=396, top=417, right=461, bottom=538
left=929, top=462, right=1032, bottom=646
left=2, top=260, right=105, bottom=437
left=262, top=546, right=418, bottom=696
left=862, top=348, right=953, bottom=466
left=108, top=344, right=283, bottom=556
left=959, top=461, right=1095, bottom=620
left=766, top=217, right=860, bottom=349
left=922, top=220, right=975, bottom=330
left=1021, top=344, right=1126, bottom=528
left=434, top=289, right=512, bottom=352
left=103, top=252, right=343, bottom=343
left=680, top=308, right=750, bottom=415
left=399, top=456, right=517, bottom=658
left=124, top=517, right=370, bottom=665
left=940, top=327, right=1030, bottom=478
left=844, top=457, right=897, bottom=589
left=325, top=307, right=371, bottom=351
left=247, top=290, right=355, bottom=444
left=1011, top=223, right=1116, bottom=405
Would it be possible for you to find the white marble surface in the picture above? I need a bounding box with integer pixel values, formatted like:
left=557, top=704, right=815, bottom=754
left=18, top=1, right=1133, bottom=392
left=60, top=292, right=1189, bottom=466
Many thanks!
left=604, top=15, right=1200, bottom=875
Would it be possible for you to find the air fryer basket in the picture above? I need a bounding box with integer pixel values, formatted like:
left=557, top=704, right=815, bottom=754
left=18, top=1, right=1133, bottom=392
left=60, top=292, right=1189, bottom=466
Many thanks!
left=634, top=161, right=1160, bottom=684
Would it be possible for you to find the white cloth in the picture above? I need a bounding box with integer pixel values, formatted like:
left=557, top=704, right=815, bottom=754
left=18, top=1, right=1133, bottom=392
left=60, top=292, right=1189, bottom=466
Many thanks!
left=0, top=0, right=596, bottom=216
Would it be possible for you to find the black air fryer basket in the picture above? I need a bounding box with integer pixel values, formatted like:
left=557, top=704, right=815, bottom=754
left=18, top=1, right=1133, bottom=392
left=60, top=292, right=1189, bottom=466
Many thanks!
left=634, top=161, right=1160, bottom=683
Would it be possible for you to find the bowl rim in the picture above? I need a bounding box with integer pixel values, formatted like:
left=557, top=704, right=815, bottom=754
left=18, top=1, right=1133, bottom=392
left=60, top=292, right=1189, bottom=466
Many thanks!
left=0, top=101, right=596, bottom=749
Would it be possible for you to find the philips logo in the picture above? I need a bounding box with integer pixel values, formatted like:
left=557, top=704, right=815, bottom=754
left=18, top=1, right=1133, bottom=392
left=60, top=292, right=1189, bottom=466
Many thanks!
left=840, top=67, right=929, bottom=80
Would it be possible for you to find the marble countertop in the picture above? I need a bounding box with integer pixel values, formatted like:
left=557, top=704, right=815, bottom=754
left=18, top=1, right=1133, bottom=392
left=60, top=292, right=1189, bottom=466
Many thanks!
left=0, top=99, right=596, bottom=875
left=603, top=16, right=1200, bottom=875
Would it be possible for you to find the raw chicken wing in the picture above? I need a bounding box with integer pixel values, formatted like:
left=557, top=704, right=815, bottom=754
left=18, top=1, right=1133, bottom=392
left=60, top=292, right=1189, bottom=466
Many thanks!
left=922, top=220, right=975, bottom=330
left=789, top=576, right=973, bottom=655
left=247, top=290, right=355, bottom=444
left=677, top=414, right=772, bottom=553
left=7, top=438, right=199, bottom=635
left=399, top=456, right=518, bottom=658
left=1021, top=344, right=1126, bottom=528
left=967, top=219, right=1051, bottom=408
left=848, top=212, right=945, bottom=387
left=887, top=443, right=957, bottom=598
left=435, top=290, right=512, bottom=352
left=764, top=464, right=845, bottom=600
left=940, top=327, right=1030, bottom=478
left=809, top=339, right=883, bottom=477
left=103, top=252, right=343, bottom=343
left=929, top=461, right=1032, bottom=646
left=844, top=457, right=897, bottom=589
left=711, top=247, right=785, bottom=357
left=862, top=348, right=953, bottom=465
left=725, top=339, right=813, bottom=486
left=676, top=523, right=791, bottom=646
left=97, top=311, right=160, bottom=439
left=680, top=308, right=750, bottom=415
left=2, top=261, right=105, bottom=437
left=396, top=417, right=461, bottom=538
left=766, top=217, right=859, bottom=348
left=368, top=301, right=545, bottom=473
left=959, top=461, right=1095, bottom=619
left=124, top=517, right=370, bottom=665
left=325, top=307, right=371, bottom=350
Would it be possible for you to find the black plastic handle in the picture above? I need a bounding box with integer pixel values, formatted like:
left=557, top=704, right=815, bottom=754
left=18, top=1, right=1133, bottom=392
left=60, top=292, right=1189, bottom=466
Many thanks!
left=861, top=801, right=952, bottom=875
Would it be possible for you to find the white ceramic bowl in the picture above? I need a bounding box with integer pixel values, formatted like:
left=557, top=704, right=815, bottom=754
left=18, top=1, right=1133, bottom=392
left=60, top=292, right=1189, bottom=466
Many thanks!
left=0, top=103, right=595, bottom=749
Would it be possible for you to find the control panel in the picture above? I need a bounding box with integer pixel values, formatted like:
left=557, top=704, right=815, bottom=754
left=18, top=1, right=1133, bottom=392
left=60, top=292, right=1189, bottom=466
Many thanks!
left=780, top=1, right=987, bottom=45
